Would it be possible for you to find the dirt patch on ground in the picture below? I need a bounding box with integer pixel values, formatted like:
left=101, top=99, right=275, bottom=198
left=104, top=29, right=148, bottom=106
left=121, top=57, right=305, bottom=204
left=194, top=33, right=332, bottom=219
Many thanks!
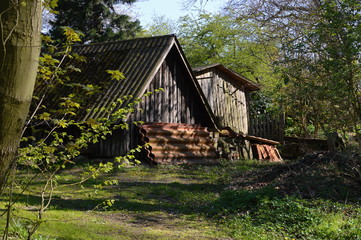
left=94, top=212, right=231, bottom=240
left=230, top=151, right=361, bottom=202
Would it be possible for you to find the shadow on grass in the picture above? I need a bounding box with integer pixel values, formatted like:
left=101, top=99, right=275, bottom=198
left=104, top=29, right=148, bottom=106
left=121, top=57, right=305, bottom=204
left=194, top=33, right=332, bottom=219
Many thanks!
left=12, top=181, right=225, bottom=215
left=232, top=153, right=361, bottom=203
left=12, top=153, right=360, bottom=223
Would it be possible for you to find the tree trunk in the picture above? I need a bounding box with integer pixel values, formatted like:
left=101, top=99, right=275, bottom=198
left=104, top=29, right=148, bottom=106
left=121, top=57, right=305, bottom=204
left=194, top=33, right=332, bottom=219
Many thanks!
left=0, top=0, right=42, bottom=191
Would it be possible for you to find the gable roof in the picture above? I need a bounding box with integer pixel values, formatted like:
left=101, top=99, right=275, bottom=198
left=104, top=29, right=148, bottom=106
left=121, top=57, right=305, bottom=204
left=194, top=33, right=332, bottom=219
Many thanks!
left=37, top=35, right=217, bottom=127
left=193, top=63, right=260, bottom=91
left=73, top=34, right=176, bottom=120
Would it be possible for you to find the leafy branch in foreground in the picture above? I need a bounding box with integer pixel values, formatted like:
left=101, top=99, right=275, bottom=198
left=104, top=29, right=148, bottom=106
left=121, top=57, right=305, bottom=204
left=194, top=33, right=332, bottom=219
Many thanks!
left=1, top=27, right=156, bottom=239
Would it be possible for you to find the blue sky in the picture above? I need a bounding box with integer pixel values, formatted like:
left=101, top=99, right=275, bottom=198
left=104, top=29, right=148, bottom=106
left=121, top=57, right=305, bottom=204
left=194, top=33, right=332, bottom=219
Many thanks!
left=42, top=0, right=226, bottom=33
left=133, top=0, right=226, bottom=26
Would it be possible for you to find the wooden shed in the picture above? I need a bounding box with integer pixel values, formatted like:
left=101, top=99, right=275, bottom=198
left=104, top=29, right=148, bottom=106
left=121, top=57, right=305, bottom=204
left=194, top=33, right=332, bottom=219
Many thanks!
left=38, top=35, right=219, bottom=165
left=193, top=64, right=260, bottom=159
left=193, top=64, right=260, bottom=135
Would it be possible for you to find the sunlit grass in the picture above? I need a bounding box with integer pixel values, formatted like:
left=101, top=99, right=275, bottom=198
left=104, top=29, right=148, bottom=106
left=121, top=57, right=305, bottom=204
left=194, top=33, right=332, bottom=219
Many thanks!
left=1, top=159, right=360, bottom=239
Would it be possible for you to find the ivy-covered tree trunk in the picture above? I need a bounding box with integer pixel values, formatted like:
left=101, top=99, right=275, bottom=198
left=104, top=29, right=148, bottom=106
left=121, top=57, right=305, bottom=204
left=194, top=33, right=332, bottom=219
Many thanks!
left=0, top=0, right=42, bottom=191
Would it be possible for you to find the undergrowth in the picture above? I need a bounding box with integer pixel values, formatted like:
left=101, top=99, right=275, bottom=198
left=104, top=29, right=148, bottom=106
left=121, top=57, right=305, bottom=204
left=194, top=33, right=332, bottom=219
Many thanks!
left=2, top=152, right=361, bottom=239
left=208, top=189, right=361, bottom=239
left=202, top=152, right=361, bottom=239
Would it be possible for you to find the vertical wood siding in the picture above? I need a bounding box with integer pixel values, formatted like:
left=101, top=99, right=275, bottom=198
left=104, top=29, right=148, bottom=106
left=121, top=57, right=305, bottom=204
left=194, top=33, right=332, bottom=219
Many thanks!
left=131, top=48, right=208, bottom=126
left=197, top=68, right=250, bottom=134
left=93, top=47, right=212, bottom=157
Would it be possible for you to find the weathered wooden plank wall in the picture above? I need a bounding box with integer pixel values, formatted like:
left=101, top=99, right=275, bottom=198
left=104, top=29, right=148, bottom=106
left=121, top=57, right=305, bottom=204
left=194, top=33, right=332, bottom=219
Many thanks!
left=197, top=69, right=250, bottom=134
left=92, top=47, right=212, bottom=157
left=135, top=57, right=201, bottom=124
left=250, top=114, right=284, bottom=142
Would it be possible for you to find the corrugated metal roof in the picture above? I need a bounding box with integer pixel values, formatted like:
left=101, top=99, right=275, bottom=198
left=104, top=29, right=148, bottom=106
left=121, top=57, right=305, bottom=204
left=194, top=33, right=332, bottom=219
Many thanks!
left=34, top=34, right=218, bottom=128
left=73, top=35, right=175, bottom=120
left=193, top=63, right=261, bottom=91
left=34, top=35, right=174, bottom=120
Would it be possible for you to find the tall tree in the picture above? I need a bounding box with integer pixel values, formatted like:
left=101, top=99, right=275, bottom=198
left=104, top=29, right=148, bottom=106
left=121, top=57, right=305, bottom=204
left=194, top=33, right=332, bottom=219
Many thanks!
left=0, top=0, right=42, bottom=191
left=315, top=0, right=360, bottom=144
left=227, top=0, right=361, bottom=147
left=50, top=0, right=141, bottom=43
left=177, top=13, right=281, bottom=114
left=180, top=13, right=278, bottom=80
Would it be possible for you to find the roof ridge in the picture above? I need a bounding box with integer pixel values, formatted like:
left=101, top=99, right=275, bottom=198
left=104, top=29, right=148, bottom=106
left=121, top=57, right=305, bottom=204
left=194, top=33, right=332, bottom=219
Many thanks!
left=192, top=63, right=221, bottom=71
left=193, top=63, right=260, bottom=91
left=73, top=34, right=176, bottom=48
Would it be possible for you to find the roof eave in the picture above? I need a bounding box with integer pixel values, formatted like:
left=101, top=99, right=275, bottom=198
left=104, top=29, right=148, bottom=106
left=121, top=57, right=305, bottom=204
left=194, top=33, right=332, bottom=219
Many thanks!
left=193, top=63, right=261, bottom=91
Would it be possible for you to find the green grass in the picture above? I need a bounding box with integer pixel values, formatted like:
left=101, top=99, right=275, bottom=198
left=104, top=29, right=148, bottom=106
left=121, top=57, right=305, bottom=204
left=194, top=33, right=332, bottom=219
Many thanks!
left=1, top=157, right=361, bottom=239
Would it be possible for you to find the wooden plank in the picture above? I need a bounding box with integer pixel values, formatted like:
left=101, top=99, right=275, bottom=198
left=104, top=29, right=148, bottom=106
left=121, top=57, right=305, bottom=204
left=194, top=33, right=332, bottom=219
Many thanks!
left=189, top=86, right=195, bottom=124
left=160, top=63, right=167, bottom=123
left=155, top=69, right=161, bottom=122
left=167, top=62, right=173, bottom=123
left=263, top=144, right=277, bottom=162
left=245, top=91, right=251, bottom=135
left=136, top=94, right=142, bottom=121
left=235, top=90, right=241, bottom=132
left=219, top=76, right=225, bottom=126
left=243, top=134, right=280, bottom=145
left=254, top=144, right=261, bottom=159
left=213, top=71, right=219, bottom=120
left=147, top=73, right=153, bottom=122
left=258, top=144, right=268, bottom=159
left=241, top=90, right=246, bottom=133
left=170, top=60, right=176, bottom=122
left=233, top=96, right=238, bottom=131
left=152, top=71, right=157, bottom=122
left=264, top=145, right=282, bottom=162
left=171, top=63, right=175, bottom=123
left=174, top=60, right=180, bottom=123
left=185, top=69, right=191, bottom=123
left=209, top=71, right=214, bottom=111
left=273, top=147, right=283, bottom=161
left=145, top=77, right=150, bottom=122
left=179, top=63, right=186, bottom=123
left=253, top=143, right=282, bottom=162
left=166, top=59, right=171, bottom=122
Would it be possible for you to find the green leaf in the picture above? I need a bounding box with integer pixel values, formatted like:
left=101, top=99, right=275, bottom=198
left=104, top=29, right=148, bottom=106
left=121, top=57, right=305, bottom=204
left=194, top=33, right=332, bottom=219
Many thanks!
left=106, top=70, right=125, bottom=81
left=50, top=0, right=58, bottom=9
left=39, top=112, right=51, bottom=121
left=58, top=120, right=68, bottom=128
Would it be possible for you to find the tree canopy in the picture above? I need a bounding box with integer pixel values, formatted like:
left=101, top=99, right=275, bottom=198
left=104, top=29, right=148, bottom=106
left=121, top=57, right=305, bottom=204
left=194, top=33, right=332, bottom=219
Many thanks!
left=174, top=13, right=281, bottom=115
left=50, top=0, right=141, bottom=43
left=224, top=0, right=360, bottom=144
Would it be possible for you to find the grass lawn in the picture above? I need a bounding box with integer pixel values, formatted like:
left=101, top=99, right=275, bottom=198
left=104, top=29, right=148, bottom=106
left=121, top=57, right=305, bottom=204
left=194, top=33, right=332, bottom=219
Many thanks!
left=1, top=153, right=361, bottom=239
